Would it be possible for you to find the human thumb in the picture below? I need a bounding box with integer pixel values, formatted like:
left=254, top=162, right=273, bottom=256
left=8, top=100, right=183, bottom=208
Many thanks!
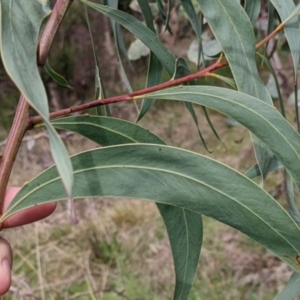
left=0, top=237, right=12, bottom=295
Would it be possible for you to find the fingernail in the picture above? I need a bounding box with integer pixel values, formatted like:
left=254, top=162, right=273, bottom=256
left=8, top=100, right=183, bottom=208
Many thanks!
left=2, top=259, right=11, bottom=274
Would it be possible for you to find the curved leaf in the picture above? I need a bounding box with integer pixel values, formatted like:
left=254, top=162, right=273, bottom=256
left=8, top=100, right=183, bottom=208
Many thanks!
left=245, top=0, right=261, bottom=26
left=198, top=0, right=273, bottom=180
left=181, top=0, right=201, bottom=40
left=105, top=0, right=136, bottom=114
left=257, top=52, right=285, bottom=117
left=0, top=0, right=73, bottom=196
left=51, top=115, right=201, bottom=300
left=173, top=57, right=222, bottom=150
left=4, top=144, right=300, bottom=273
left=136, top=0, right=163, bottom=121
left=270, top=0, right=300, bottom=81
left=81, top=1, right=175, bottom=77
left=45, top=60, right=72, bottom=89
left=134, top=86, right=300, bottom=190
left=81, top=1, right=215, bottom=150
left=285, top=172, right=300, bottom=225
left=51, top=115, right=164, bottom=145
left=84, top=6, right=110, bottom=116
left=274, top=272, right=300, bottom=300
left=245, top=156, right=283, bottom=179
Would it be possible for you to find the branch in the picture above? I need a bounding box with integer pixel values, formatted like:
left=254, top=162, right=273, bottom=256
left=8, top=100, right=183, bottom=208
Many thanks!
left=28, top=19, right=285, bottom=127
left=29, top=60, right=227, bottom=126
left=0, top=0, right=74, bottom=212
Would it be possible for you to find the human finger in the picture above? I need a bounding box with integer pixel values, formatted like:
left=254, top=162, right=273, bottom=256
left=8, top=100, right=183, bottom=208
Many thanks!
left=0, top=237, right=12, bottom=295
left=1, top=187, right=56, bottom=228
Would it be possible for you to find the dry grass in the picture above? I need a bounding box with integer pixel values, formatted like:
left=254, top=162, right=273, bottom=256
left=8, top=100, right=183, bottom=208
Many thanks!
left=1, top=101, right=297, bottom=299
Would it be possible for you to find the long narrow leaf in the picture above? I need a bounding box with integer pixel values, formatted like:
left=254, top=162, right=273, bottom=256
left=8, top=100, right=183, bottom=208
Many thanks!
left=174, top=57, right=222, bottom=150
left=198, top=0, right=273, bottom=180
left=267, top=1, right=275, bottom=36
left=81, top=1, right=175, bottom=77
left=104, top=0, right=136, bottom=112
left=270, top=0, right=300, bottom=81
left=257, top=52, right=285, bottom=117
left=134, top=86, right=300, bottom=190
left=285, top=171, right=300, bottom=225
left=245, top=0, right=261, bottom=26
left=84, top=6, right=110, bottom=116
left=181, top=0, right=201, bottom=40
left=4, top=144, right=300, bottom=273
left=45, top=60, right=72, bottom=89
left=81, top=1, right=212, bottom=149
left=181, top=0, right=202, bottom=68
left=274, top=272, right=300, bottom=300
left=0, top=0, right=73, bottom=197
left=51, top=116, right=164, bottom=145
left=245, top=156, right=283, bottom=179
left=51, top=115, right=202, bottom=300
left=136, top=0, right=163, bottom=121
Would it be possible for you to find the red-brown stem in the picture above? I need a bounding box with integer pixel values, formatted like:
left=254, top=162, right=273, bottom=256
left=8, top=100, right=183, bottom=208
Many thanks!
left=28, top=17, right=287, bottom=127
left=29, top=61, right=228, bottom=126
left=0, top=0, right=73, bottom=211
left=0, top=97, right=30, bottom=208
left=255, top=23, right=284, bottom=49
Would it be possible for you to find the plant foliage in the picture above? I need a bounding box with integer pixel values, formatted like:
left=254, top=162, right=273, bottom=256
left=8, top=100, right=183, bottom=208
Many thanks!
left=0, top=0, right=300, bottom=299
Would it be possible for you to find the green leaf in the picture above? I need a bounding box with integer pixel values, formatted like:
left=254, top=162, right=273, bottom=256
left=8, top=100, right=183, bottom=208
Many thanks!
left=105, top=0, right=130, bottom=63
left=156, top=0, right=172, bottom=33
left=245, top=0, right=261, bottom=26
left=84, top=5, right=110, bottom=116
left=285, top=171, right=300, bottom=225
left=0, top=0, right=73, bottom=197
left=171, top=58, right=211, bottom=152
left=105, top=0, right=135, bottom=112
left=181, top=0, right=201, bottom=40
left=51, top=115, right=202, bottom=300
left=51, top=115, right=165, bottom=146
left=282, top=3, right=300, bottom=27
left=45, top=60, right=72, bottom=89
left=270, top=0, right=300, bottom=81
left=198, top=0, right=273, bottom=180
left=136, top=0, right=163, bottom=121
left=245, top=156, right=283, bottom=179
left=4, top=144, right=300, bottom=273
left=136, top=53, right=163, bottom=121
left=135, top=86, right=300, bottom=190
left=81, top=0, right=210, bottom=148
left=81, top=0, right=175, bottom=75
left=267, top=1, right=275, bottom=36
left=274, top=272, right=300, bottom=300
left=257, top=52, right=285, bottom=117
left=157, top=203, right=202, bottom=300
left=173, top=57, right=222, bottom=151
left=208, top=73, right=237, bottom=89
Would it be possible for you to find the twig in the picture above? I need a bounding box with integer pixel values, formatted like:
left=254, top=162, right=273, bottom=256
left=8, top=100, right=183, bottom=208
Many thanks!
left=28, top=60, right=227, bottom=126
left=28, top=18, right=287, bottom=127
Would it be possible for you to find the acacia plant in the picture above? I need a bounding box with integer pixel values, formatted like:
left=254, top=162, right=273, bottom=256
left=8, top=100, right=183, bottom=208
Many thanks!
left=1, top=0, right=300, bottom=299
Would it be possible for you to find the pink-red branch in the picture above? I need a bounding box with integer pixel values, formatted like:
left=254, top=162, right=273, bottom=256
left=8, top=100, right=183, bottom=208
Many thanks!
left=28, top=60, right=228, bottom=127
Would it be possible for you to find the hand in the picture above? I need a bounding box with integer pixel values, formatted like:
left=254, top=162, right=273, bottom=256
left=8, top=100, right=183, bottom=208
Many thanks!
left=0, top=187, right=56, bottom=295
